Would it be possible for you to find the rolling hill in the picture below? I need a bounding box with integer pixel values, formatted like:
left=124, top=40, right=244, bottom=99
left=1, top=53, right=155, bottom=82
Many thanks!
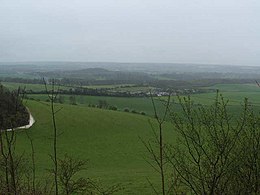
left=16, top=100, right=174, bottom=194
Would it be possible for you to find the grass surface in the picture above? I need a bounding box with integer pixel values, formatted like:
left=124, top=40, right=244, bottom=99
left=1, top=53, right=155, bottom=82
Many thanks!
left=27, top=94, right=171, bottom=117
left=191, top=83, right=260, bottom=106
left=16, top=100, right=174, bottom=194
left=7, top=83, right=260, bottom=193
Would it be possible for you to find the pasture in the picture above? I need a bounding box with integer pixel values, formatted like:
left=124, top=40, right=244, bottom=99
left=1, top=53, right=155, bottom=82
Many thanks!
left=16, top=100, right=174, bottom=194
left=5, top=82, right=260, bottom=193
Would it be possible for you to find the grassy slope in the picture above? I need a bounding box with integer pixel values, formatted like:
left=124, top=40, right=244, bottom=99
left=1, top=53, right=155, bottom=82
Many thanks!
left=7, top=83, right=260, bottom=193
left=206, top=83, right=260, bottom=92
left=190, top=83, right=260, bottom=106
left=27, top=94, right=170, bottom=116
left=5, top=81, right=260, bottom=111
left=16, top=100, right=174, bottom=194
left=26, top=82, right=260, bottom=107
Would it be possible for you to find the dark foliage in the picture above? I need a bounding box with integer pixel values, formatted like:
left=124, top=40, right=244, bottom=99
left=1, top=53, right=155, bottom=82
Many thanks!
left=0, top=84, right=29, bottom=129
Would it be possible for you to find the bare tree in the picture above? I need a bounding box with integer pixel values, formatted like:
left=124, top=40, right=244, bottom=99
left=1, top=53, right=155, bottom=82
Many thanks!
left=57, top=154, right=93, bottom=195
left=142, top=92, right=172, bottom=195
left=0, top=87, right=29, bottom=195
left=43, top=78, right=61, bottom=195
left=24, top=129, right=36, bottom=194
left=232, top=81, right=260, bottom=194
left=166, top=93, right=252, bottom=194
left=92, top=183, right=123, bottom=195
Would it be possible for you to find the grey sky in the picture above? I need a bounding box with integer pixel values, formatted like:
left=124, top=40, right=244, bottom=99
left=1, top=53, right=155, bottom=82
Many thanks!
left=0, top=0, right=259, bottom=65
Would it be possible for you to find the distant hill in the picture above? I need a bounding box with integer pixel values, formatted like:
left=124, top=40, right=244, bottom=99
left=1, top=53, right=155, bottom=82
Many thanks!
left=2, top=61, right=260, bottom=74
left=0, top=83, right=29, bottom=129
left=37, top=67, right=153, bottom=81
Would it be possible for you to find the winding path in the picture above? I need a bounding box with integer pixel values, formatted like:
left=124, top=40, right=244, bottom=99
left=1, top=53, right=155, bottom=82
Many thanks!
left=6, top=110, right=35, bottom=132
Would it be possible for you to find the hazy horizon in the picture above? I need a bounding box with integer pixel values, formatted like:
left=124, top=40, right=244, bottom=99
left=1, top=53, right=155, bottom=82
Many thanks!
left=1, top=60, right=260, bottom=69
left=1, top=0, right=260, bottom=66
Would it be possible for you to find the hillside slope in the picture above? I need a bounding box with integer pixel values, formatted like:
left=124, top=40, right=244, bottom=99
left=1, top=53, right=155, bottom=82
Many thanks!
left=16, top=100, right=174, bottom=194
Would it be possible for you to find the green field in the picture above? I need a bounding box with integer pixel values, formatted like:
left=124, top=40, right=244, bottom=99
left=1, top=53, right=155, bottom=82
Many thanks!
left=5, top=81, right=260, bottom=107
left=16, top=100, right=174, bottom=194
left=190, top=83, right=260, bottom=106
left=27, top=94, right=164, bottom=116
left=5, top=81, right=260, bottom=116
left=5, top=82, right=260, bottom=193
left=2, top=81, right=152, bottom=94
left=3, top=81, right=260, bottom=117
left=205, top=83, right=260, bottom=92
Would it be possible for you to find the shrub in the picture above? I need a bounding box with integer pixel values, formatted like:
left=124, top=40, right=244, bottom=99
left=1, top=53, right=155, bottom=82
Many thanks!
left=124, top=108, right=129, bottom=112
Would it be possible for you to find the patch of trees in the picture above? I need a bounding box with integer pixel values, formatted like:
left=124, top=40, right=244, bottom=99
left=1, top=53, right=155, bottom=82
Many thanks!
left=0, top=77, right=43, bottom=84
left=27, top=87, right=149, bottom=97
left=87, top=100, right=146, bottom=115
left=88, top=100, right=118, bottom=111
left=123, top=107, right=146, bottom=115
left=0, top=84, right=29, bottom=129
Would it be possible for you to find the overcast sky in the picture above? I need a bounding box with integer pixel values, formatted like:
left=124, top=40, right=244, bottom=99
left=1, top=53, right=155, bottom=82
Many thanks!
left=0, top=0, right=259, bottom=65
